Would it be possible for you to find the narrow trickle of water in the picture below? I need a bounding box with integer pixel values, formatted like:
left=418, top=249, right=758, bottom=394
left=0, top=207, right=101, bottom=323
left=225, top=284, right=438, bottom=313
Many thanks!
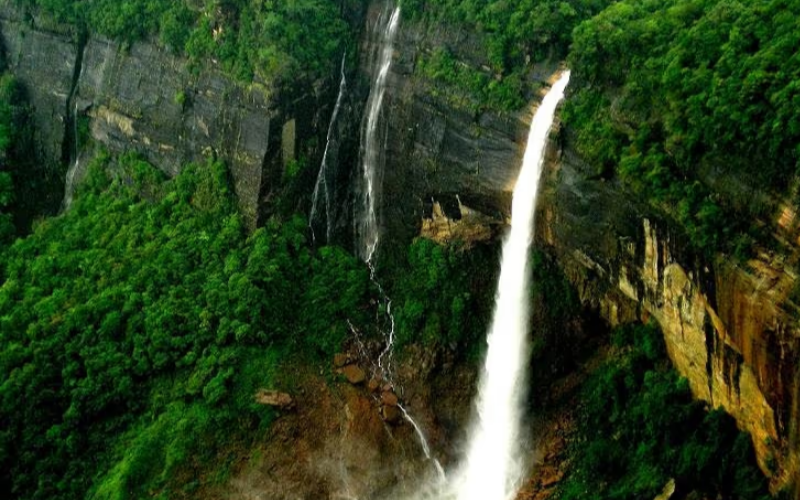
left=63, top=101, right=80, bottom=209
left=357, top=4, right=400, bottom=264
left=399, top=404, right=447, bottom=483
left=351, top=2, right=443, bottom=484
left=310, top=53, right=348, bottom=244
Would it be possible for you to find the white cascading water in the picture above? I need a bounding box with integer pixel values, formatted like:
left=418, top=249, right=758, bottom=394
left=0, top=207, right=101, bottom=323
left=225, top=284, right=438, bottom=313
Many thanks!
left=453, top=71, right=571, bottom=500
left=357, top=4, right=400, bottom=264
left=310, top=53, right=348, bottom=244
left=354, top=3, right=445, bottom=483
left=400, top=72, right=571, bottom=500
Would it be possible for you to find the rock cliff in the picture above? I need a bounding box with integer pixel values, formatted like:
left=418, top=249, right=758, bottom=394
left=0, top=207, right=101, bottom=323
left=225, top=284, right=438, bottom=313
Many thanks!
left=0, top=7, right=334, bottom=226
left=538, top=128, right=800, bottom=493
left=358, top=2, right=559, bottom=266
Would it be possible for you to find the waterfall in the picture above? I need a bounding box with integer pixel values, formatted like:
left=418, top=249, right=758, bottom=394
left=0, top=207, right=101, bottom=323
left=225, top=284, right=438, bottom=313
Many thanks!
left=399, top=72, right=571, bottom=500
left=357, top=3, right=400, bottom=265
left=454, top=71, right=571, bottom=500
left=63, top=101, right=80, bottom=210
left=310, top=53, right=347, bottom=244
left=351, top=2, right=444, bottom=483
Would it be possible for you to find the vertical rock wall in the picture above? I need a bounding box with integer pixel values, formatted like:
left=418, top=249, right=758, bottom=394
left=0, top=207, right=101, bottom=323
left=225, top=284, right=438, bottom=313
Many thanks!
left=538, top=131, right=800, bottom=493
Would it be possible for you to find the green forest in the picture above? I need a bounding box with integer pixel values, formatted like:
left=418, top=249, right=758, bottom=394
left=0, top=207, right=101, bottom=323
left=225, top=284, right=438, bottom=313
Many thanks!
left=10, top=0, right=355, bottom=81
left=565, top=0, right=800, bottom=256
left=559, top=324, right=771, bottom=500
left=0, top=155, right=377, bottom=498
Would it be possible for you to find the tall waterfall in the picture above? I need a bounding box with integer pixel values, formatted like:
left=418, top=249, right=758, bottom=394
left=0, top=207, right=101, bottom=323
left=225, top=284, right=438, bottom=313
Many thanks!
left=357, top=3, right=400, bottom=265
left=310, top=53, right=347, bottom=244
left=401, top=72, right=571, bottom=500
left=454, top=71, right=570, bottom=500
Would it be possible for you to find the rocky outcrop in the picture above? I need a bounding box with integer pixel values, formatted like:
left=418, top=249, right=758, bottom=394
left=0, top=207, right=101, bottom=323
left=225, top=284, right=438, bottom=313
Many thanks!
left=74, top=37, right=279, bottom=224
left=538, top=130, right=800, bottom=492
left=0, top=9, right=331, bottom=226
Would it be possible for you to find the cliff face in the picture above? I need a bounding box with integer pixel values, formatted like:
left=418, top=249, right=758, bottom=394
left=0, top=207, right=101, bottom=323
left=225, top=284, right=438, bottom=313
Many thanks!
left=0, top=10, right=329, bottom=226
left=538, top=130, right=800, bottom=492
left=362, top=3, right=559, bottom=265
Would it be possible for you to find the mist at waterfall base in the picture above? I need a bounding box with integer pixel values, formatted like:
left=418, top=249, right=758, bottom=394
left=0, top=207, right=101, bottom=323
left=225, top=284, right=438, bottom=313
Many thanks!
left=394, top=72, right=571, bottom=500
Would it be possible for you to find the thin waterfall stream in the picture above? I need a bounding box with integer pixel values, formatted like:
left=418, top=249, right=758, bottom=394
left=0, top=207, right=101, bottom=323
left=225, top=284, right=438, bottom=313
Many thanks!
left=353, top=2, right=445, bottom=482
left=63, top=101, right=80, bottom=210
left=310, top=52, right=347, bottom=244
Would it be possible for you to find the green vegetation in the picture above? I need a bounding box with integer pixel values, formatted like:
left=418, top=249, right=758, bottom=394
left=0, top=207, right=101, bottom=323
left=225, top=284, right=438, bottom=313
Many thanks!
left=558, top=323, right=770, bottom=500
left=0, top=154, right=373, bottom=499
left=565, top=0, right=800, bottom=256
left=0, top=70, right=53, bottom=241
left=392, top=238, right=499, bottom=354
left=10, top=0, right=352, bottom=82
left=403, top=0, right=614, bottom=111
left=528, top=250, right=583, bottom=379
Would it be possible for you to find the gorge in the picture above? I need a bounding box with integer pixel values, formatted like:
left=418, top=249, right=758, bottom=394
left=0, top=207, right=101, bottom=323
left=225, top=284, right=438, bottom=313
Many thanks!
left=0, top=1, right=797, bottom=500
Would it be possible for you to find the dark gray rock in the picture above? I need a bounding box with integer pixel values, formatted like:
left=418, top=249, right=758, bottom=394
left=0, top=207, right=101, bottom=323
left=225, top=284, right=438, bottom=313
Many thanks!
left=0, top=19, right=76, bottom=172
left=75, top=37, right=275, bottom=225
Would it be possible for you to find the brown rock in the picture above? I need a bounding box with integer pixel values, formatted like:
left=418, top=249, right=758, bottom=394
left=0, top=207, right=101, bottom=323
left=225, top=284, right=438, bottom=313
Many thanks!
left=342, top=364, right=366, bottom=385
left=367, top=378, right=381, bottom=393
left=540, top=468, right=564, bottom=488
left=382, top=404, right=401, bottom=424
left=381, top=391, right=399, bottom=407
left=254, top=389, right=294, bottom=409
left=333, top=353, right=349, bottom=368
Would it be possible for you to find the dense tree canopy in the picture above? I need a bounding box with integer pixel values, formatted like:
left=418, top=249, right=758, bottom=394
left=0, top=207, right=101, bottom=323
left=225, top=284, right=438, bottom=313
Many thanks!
left=403, top=0, right=615, bottom=111
left=10, top=0, right=353, bottom=82
left=565, top=0, right=800, bottom=254
left=0, top=155, right=372, bottom=499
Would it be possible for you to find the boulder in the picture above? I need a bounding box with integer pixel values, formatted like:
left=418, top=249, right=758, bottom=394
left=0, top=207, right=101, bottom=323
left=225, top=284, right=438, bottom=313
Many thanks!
left=381, top=404, right=401, bottom=424
left=254, top=389, right=295, bottom=409
left=380, top=391, right=398, bottom=407
left=342, top=364, right=367, bottom=385
left=333, top=353, right=350, bottom=368
left=367, top=377, right=381, bottom=393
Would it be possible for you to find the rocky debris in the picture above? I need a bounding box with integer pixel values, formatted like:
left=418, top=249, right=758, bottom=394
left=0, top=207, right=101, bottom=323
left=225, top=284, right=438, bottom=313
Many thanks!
left=254, top=389, right=295, bottom=409
left=654, top=479, right=676, bottom=500
left=342, top=364, right=367, bottom=385
left=367, top=377, right=381, bottom=393
left=539, top=468, right=564, bottom=488
left=381, top=390, right=399, bottom=407
left=381, top=404, right=402, bottom=424
left=333, top=353, right=350, bottom=368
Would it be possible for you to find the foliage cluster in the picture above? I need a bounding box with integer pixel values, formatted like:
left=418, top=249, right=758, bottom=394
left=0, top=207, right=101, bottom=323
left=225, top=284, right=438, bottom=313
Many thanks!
left=558, top=323, right=770, bottom=500
left=528, top=250, right=583, bottom=379
left=402, top=0, right=614, bottom=111
left=10, top=0, right=351, bottom=82
left=565, top=0, right=800, bottom=256
left=0, top=71, right=41, bottom=243
left=0, top=154, right=372, bottom=499
left=392, top=238, right=499, bottom=355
